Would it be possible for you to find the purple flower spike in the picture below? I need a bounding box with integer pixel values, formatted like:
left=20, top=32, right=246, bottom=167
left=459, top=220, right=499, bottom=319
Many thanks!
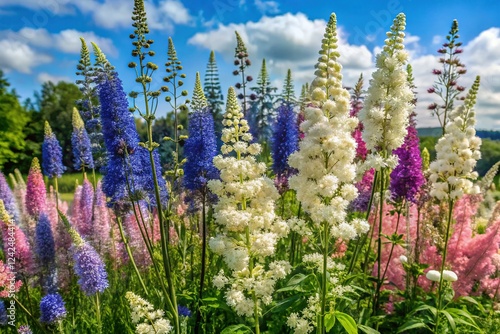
left=42, top=122, right=66, bottom=178
left=73, top=242, right=109, bottom=295
left=40, top=293, right=67, bottom=323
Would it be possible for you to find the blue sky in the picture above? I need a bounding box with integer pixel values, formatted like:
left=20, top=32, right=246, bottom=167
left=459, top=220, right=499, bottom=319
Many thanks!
left=1, top=0, right=500, bottom=129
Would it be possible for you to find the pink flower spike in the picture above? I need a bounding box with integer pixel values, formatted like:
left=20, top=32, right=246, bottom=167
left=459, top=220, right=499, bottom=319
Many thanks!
left=25, top=158, right=47, bottom=218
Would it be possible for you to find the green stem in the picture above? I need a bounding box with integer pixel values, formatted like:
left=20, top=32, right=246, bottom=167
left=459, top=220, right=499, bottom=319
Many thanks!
left=318, top=221, right=329, bottom=334
left=13, top=296, right=49, bottom=334
left=194, top=191, right=207, bottom=334
left=349, top=170, right=378, bottom=274
left=95, top=292, right=102, bottom=334
left=435, top=199, right=455, bottom=333
left=373, top=168, right=386, bottom=314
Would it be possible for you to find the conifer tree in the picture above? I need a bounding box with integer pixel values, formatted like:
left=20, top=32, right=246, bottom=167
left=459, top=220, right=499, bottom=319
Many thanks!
left=203, top=50, right=224, bottom=140
left=248, top=58, right=278, bottom=142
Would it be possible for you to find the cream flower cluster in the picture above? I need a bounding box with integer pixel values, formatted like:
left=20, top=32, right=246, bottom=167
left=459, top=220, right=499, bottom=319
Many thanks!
left=429, top=77, right=481, bottom=201
left=208, top=87, right=291, bottom=317
left=287, top=13, right=368, bottom=237
left=358, top=13, right=414, bottom=170
left=125, top=291, right=172, bottom=334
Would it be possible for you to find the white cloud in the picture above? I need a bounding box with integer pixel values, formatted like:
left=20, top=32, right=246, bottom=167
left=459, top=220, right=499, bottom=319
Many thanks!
left=409, top=27, right=500, bottom=130
left=37, top=72, right=71, bottom=84
left=56, top=30, right=117, bottom=56
left=254, top=0, right=280, bottom=15
left=432, top=35, right=443, bottom=45
left=1, top=0, right=193, bottom=31
left=0, top=40, right=52, bottom=73
left=189, top=13, right=373, bottom=89
left=1, top=28, right=117, bottom=56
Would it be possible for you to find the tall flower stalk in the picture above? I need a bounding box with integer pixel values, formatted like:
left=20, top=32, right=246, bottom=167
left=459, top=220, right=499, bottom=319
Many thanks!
left=428, top=77, right=481, bottom=332
left=42, top=121, right=65, bottom=210
left=71, top=108, right=95, bottom=177
left=127, top=1, right=180, bottom=332
left=183, top=72, right=218, bottom=334
left=233, top=32, right=252, bottom=116
left=287, top=13, right=367, bottom=333
left=357, top=13, right=414, bottom=312
left=427, top=20, right=467, bottom=135
left=208, top=87, right=290, bottom=334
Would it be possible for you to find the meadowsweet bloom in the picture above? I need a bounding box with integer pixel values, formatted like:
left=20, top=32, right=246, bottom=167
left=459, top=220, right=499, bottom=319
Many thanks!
left=42, top=122, right=66, bottom=178
left=389, top=115, right=424, bottom=202
left=287, top=13, right=365, bottom=235
left=358, top=13, right=414, bottom=171
left=69, top=227, right=109, bottom=295
left=271, top=104, right=299, bottom=193
left=429, top=77, right=481, bottom=201
left=184, top=72, right=219, bottom=192
left=25, top=158, right=47, bottom=218
left=0, top=171, right=20, bottom=224
left=72, top=108, right=95, bottom=171
left=98, top=71, right=168, bottom=208
left=125, top=291, right=173, bottom=334
left=426, top=270, right=441, bottom=282
left=208, top=87, right=291, bottom=317
left=40, top=293, right=67, bottom=323
left=18, top=325, right=33, bottom=334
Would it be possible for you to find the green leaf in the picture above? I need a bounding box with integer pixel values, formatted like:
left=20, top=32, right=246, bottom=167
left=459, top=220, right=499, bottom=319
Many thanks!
left=335, top=312, right=358, bottom=334
left=441, top=310, right=456, bottom=333
left=325, top=313, right=336, bottom=332
left=220, top=324, right=253, bottom=334
left=270, top=295, right=303, bottom=314
left=397, top=320, right=430, bottom=333
left=358, top=324, right=380, bottom=334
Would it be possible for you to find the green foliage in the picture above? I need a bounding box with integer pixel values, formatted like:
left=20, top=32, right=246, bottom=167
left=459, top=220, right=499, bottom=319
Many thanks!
left=36, top=80, right=83, bottom=171
left=0, top=70, right=31, bottom=173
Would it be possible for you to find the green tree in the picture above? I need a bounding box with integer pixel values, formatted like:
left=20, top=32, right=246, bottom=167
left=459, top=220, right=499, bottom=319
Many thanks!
left=0, top=70, right=30, bottom=173
left=36, top=81, right=83, bottom=171
left=203, top=50, right=224, bottom=139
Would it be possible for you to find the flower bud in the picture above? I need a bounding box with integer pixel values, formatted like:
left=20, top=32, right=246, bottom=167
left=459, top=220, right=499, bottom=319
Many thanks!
left=442, top=270, right=458, bottom=282
left=426, top=270, right=441, bottom=282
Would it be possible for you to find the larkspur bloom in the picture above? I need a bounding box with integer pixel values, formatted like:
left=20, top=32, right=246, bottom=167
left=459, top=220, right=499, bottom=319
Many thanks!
left=39, top=293, right=67, bottom=323
left=271, top=104, right=299, bottom=193
left=42, top=121, right=66, bottom=178
left=72, top=108, right=95, bottom=171
left=35, top=213, right=56, bottom=264
left=358, top=13, right=414, bottom=171
left=25, top=158, right=47, bottom=218
left=89, top=181, right=112, bottom=255
left=97, top=71, right=168, bottom=208
left=177, top=305, right=191, bottom=317
left=35, top=212, right=57, bottom=293
left=208, top=87, right=291, bottom=318
left=0, top=300, right=6, bottom=325
left=69, top=227, right=109, bottom=295
left=0, top=201, right=34, bottom=275
left=183, top=72, right=219, bottom=192
left=389, top=115, right=424, bottom=202
left=125, top=291, right=173, bottom=333
left=429, top=77, right=482, bottom=201
left=0, top=171, right=20, bottom=224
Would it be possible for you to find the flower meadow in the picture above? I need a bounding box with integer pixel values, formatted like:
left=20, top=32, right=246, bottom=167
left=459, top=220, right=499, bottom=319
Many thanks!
left=3, top=2, right=500, bottom=334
